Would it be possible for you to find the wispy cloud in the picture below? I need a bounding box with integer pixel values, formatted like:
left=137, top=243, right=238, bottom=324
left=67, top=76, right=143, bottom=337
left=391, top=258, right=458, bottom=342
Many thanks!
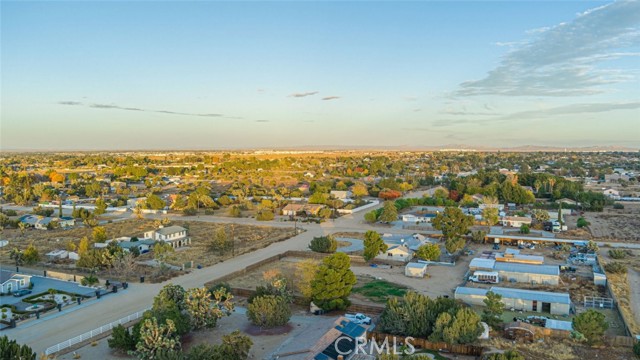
left=432, top=101, right=640, bottom=127
left=255, top=119, right=269, bottom=123
left=289, top=91, right=318, bottom=98
left=322, top=96, right=340, bottom=101
left=59, top=101, right=224, bottom=118
left=457, top=1, right=640, bottom=97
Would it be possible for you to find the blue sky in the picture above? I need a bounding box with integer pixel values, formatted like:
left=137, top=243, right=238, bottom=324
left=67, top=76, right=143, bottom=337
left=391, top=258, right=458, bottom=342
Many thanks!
left=2, top=1, right=639, bottom=150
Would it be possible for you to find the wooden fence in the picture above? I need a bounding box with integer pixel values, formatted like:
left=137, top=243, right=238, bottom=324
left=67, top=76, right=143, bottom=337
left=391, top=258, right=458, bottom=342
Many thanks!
left=367, top=332, right=485, bottom=357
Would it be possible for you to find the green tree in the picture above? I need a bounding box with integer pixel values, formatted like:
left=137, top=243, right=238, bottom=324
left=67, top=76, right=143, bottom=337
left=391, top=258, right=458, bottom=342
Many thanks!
left=154, top=242, right=174, bottom=265
left=364, top=210, right=378, bottom=223
left=256, top=209, right=274, bottom=221
left=577, top=217, right=590, bottom=228
left=92, top=226, right=107, bottom=242
left=309, top=235, right=337, bottom=253
left=352, top=182, right=369, bottom=198
left=531, top=209, right=550, bottom=222
left=363, top=231, right=388, bottom=261
left=484, top=349, right=525, bottom=360
left=0, top=335, right=36, bottom=360
left=213, top=330, right=253, bottom=360
left=108, top=324, right=137, bottom=352
left=95, top=197, right=108, bottom=215
left=482, top=291, right=504, bottom=329
left=445, top=237, right=466, bottom=254
left=153, top=284, right=186, bottom=312
left=228, top=205, right=241, bottom=217
left=482, top=207, right=499, bottom=226
left=415, top=243, right=440, bottom=261
left=185, top=287, right=234, bottom=330
left=9, top=247, right=24, bottom=268
left=246, top=295, right=292, bottom=328
left=22, top=243, right=40, bottom=265
left=379, top=201, right=398, bottom=223
left=78, top=236, right=91, bottom=255
left=586, top=240, right=599, bottom=252
left=634, top=341, right=640, bottom=359
left=519, top=224, right=530, bottom=234
left=432, top=207, right=474, bottom=240
left=311, top=252, right=357, bottom=311
left=294, top=259, right=319, bottom=299
left=135, top=318, right=181, bottom=360
left=209, top=227, right=232, bottom=255
left=429, top=307, right=483, bottom=344
left=572, top=309, right=608, bottom=344
left=146, top=194, right=167, bottom=210
left=471, top=230, right=487, bottom=243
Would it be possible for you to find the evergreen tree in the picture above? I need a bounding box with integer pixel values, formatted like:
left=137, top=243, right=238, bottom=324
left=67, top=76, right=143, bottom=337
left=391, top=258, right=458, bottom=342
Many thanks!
left=379, top=201, right=398, bottom=222
left=363, top=231, right=388, bottom=261
left=572, top=309, right=608, bottom=344
left=311, top=253, right=357, bottom=310
left=482, top=291, right=504, bottom=329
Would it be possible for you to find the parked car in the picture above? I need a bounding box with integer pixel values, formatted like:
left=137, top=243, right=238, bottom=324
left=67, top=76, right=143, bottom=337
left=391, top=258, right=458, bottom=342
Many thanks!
left=493, top=243, right=500, bottom=250
left=345, top=313, right=372, bottom=325
left=13, top=289, right=32, bottom=297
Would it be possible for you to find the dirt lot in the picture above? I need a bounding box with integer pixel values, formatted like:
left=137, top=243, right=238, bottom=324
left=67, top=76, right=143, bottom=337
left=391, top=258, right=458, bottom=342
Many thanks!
left=483, top=337, right=633, bottom=360
left=227, top=254, right=473, bottom=304
left=0, top=219, right=296, bottom=280
left=598, top=246, right=640, bottom=334
left=580, top=210, right=640, bottom=241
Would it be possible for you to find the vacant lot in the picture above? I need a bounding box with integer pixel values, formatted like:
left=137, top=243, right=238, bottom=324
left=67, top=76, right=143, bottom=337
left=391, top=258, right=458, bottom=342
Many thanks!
left=581, top=212, right=640, bottom=241
left=483, top=337, right=633, bottom=360
left=598, top=247, right=640, bottom=334
left=0, top=219, right=296, bottom=279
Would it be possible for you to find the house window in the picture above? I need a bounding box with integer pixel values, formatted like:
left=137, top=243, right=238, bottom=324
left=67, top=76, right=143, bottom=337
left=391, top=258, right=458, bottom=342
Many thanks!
left=20, top=280, right=25, bottom=286
left=388, top=253, right=392, bottom=256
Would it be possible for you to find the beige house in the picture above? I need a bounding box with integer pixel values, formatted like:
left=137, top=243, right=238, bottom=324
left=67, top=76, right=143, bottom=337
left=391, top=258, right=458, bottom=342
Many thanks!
left=144, top=225, right=191, bottom=248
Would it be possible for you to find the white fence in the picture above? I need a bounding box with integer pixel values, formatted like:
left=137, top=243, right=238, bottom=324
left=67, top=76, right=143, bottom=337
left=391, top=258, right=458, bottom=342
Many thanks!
left=45, top=308, right=150, bottom=355
left=337, top=200, right=380, bottom=214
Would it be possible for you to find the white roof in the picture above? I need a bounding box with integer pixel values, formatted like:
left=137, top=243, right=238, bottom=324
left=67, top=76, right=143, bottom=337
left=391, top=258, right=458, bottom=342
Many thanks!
left=470, top=258, right=496, bottom=269
left=545, top=319, right=573, bottom=331
left=405, top=262, right=428, bottom=270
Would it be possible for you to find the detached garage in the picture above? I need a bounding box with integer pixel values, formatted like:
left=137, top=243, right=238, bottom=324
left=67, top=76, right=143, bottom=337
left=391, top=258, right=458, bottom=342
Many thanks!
left=405, top=262, right=428, bottom=278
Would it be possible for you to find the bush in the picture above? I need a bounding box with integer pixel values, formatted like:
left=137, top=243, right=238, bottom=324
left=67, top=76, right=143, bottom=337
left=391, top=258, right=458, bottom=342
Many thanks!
left=108, top=324, right=136, bottom=352
left=613, top=203, right=625, bottom=210
left=255, top=210, right=274, bottom=221
left=484, top=350, right=525, bottom=360
left=572, top=309, right=608, bottom=344
left=309, top=235, right=337, bottom=253
left=519, top=224, right=530, bottom=234
left=0, top=335, right=36, bottom=360
left=246, top=295, right=291, bottom=328
left=604, top=262, right=627, bottom=274
left=577, top=217, right=590, bottom=228
left=608, top=249, right=628, bottom=259
left=633, top=340, right=640, bottom=358
left=182, top=208, right=197, bottom=216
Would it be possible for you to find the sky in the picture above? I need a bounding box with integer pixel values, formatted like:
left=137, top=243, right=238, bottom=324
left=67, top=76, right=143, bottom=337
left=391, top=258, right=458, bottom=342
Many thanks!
left=1, top=0, right=639, bottom=150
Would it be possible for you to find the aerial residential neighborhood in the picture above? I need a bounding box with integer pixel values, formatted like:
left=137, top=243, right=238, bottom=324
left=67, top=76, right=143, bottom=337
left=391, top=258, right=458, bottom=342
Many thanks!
left=2, top=1, right=639, bottom=360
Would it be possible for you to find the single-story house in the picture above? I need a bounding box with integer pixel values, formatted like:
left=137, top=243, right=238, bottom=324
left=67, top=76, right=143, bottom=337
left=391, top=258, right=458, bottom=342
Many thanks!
left=144, top=225, right=191, bottom=248
left=501, top=216, right=532, bottom=228
left=0, top=270, right=32, bottom=294
left=330, top=190, right=352, bottom=200
left=603, top=188, right=620, bottom=199
left=18, top=214, right=40, bottom=227
left=378, top=244, right=413, bottom=263
left=455, top=286, right=571, bottom=315
left=281, top=203, right=327, bottom=216
left=118, top=240, right=156, bottom=254
left=381, top=233, right=429, bottom=251
left=305, top=318, right=368, bottom=360
left=405, top=262, right=428, bottom=278
left=401, top=213, right=436, bottom=223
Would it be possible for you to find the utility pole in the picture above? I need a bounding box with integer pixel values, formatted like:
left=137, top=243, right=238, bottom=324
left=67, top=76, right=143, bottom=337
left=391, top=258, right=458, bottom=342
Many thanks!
left=231, top=224, right=235, bottom=257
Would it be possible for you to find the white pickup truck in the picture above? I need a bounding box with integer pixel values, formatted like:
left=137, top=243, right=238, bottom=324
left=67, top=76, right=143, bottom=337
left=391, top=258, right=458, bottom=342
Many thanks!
left=345, top=313, right=372, bottom=325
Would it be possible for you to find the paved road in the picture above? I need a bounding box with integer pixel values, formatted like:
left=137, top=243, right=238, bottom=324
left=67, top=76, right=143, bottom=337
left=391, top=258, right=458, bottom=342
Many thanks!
left=2, top=199, right=389, bottom=354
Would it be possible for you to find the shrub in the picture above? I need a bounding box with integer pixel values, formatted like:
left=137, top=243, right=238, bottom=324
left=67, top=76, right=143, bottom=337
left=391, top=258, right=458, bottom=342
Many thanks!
left=604, top=262, right=627, bottom=274
left=484, top=350, right=525, bottom=360
left=577, top=217, right=590, bottom=228
left=519, top=224, right=530, bottom=234
left=255, top=210, right=274, bottom=221
left=633, top=340, right=640, bottom=358
left=182, top=208, right=197, bottom=216
left=613, top=203, right=625, bottom=210
left=309, top=235, right=337, bottom=253
left=608, top=249, right=628, bottom=259
left=572, top=309, right=608, bottom=344
left=0, top=335, right=36, bottom=360
left=246, top=295, right=291, bottom=328
left=108, top=324, right=136, bottom=352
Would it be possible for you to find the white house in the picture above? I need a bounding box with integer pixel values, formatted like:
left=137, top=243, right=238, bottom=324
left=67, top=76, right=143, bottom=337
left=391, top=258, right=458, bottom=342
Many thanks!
left=501, top=216, right=532, bottom=228
left=405, top=262, right=428, bottom=278
left=330, top=190, right=352, bottom=200
left=1, top=271, right=31, bottom=294
left=378, top=244, right=413, bottom=263
left=144, top=225, right=191, bottom=248
left=603, top=188, right=620, bottom=199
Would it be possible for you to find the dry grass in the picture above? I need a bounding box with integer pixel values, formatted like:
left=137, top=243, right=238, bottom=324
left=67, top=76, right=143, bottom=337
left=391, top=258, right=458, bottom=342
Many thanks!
left=484, top=337, right=633, bottom=360
left=582, top=213, right=640, bottom=241
left=0, top=218, right=296, bottom=281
